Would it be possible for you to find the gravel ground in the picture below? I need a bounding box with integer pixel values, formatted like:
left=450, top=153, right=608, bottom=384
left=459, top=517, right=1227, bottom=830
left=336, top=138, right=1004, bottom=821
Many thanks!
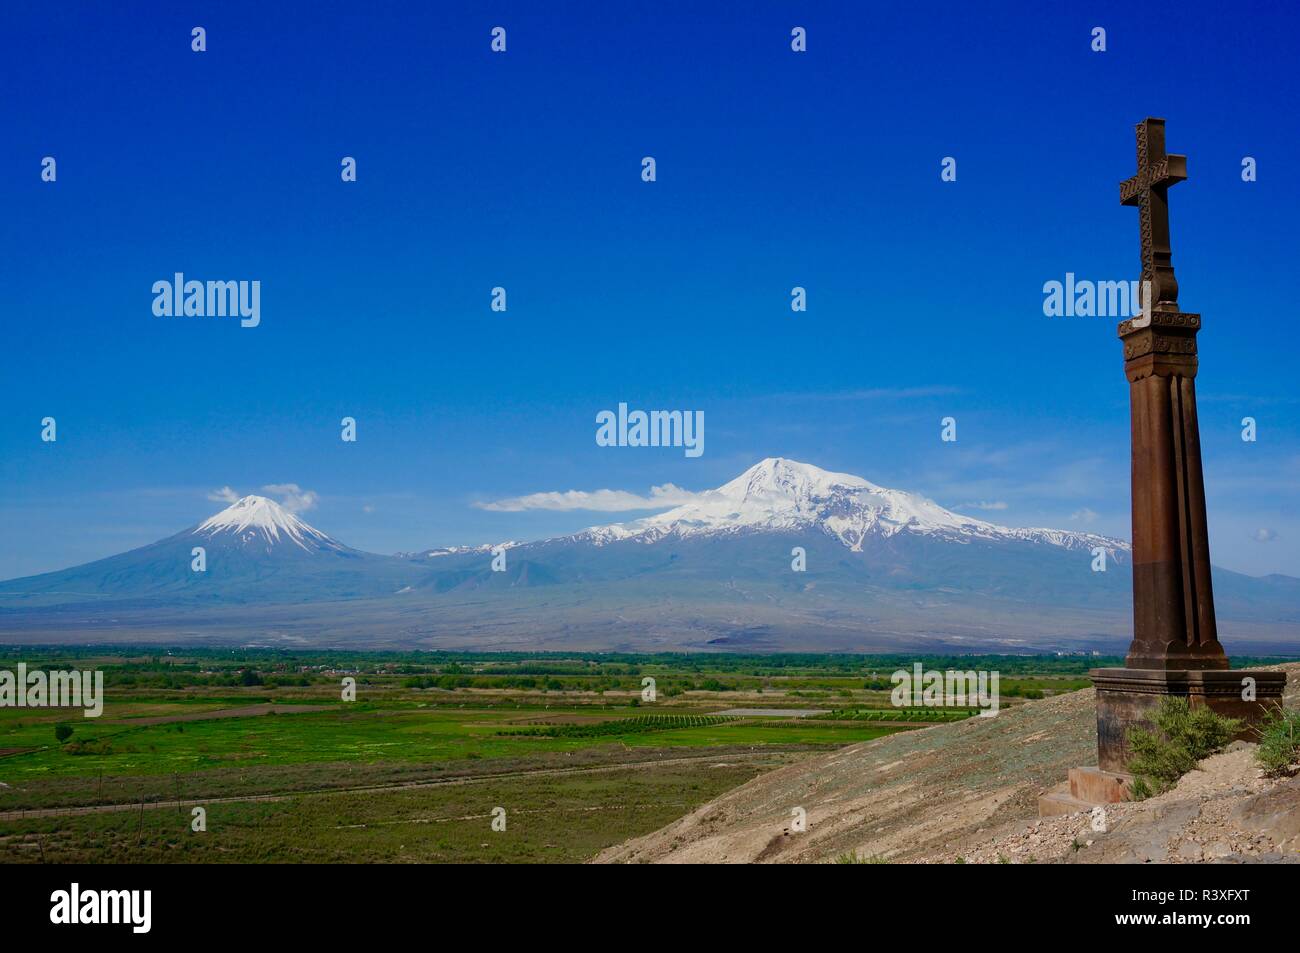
left=595, top=663, right=1300, bottom=864
left=950, top=745, right=1299, bottom=864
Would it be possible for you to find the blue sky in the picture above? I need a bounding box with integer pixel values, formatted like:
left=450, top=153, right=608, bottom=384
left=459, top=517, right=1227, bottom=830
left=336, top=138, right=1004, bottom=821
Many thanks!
left=2, top=0, right=1297, bottom=580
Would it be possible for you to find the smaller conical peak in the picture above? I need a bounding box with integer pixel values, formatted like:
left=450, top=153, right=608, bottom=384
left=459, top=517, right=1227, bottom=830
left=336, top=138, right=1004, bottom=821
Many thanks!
left=196, top=495, right=333, bottom=550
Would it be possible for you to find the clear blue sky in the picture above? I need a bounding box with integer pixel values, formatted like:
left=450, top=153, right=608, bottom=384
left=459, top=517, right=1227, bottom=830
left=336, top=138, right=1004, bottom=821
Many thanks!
left=2, top=0, right=1297, bottom=579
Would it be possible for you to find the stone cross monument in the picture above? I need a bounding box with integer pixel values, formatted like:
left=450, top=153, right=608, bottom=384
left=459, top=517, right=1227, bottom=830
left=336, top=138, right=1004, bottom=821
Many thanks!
left=1116, top=117, right=1224, bottom=671
left=1090, top=118, right=1285, bottom=775
left=1042, top=121, right=1286, bottom=814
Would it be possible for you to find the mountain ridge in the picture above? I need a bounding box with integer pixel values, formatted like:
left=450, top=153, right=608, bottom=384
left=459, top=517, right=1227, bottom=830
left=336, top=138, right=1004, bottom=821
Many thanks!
left=0, top=459, right=1295, bottom=653
left=564, top=458, right=1128, bottom=557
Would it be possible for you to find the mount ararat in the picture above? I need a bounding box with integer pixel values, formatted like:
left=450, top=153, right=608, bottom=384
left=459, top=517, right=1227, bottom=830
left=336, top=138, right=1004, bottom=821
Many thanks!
left=2, top=459, right=1296, bottom=654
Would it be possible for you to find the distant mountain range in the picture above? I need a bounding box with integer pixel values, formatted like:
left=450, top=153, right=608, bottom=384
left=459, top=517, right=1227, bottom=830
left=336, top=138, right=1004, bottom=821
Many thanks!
left=2, top=459, right=1297, bottom=654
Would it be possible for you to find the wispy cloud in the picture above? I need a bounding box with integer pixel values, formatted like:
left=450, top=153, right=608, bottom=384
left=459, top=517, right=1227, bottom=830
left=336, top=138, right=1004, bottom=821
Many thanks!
left=955, top=500, right=1008, bottom=511
left=1071, top=507, right=1099, bottom=524
left=475, top=483, right=707, bottom=513
left=207, top=486, right=239, bottom=504
left=1254, top=528, right=1279, bottom=542
left=262, top=483, right=319, bottom=514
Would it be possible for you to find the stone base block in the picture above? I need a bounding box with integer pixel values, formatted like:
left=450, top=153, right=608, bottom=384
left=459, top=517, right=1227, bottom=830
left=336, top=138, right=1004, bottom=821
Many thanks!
left=1069, top=766, right=1133, bottom=803
left=1037, top=768, right=1135, bottom=817
left=1038, top=789, right=1095, bottom=817
left=1090, top=667, right=1286, bottom=774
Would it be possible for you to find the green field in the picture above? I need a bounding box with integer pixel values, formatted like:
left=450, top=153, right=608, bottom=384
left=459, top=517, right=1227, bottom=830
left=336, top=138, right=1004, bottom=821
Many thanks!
left=0, top=647, right=1140, bottom=862
left=0, top=702, right=906, bottom=789
left=3, top=761, right=778, bottom=864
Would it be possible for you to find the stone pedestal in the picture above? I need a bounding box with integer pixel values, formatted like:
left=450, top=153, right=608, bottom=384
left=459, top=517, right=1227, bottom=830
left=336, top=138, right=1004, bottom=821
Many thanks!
left=1069, top=766, right=1133, bottom=803
left=1091, top=667, right=1286, bottom=773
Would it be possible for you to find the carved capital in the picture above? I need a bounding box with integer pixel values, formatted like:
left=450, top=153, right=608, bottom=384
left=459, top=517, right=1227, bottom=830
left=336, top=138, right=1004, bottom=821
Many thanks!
left=1120, top=312, right=1201, bottom=381
left=1117, top=310, right=1201, bottom=337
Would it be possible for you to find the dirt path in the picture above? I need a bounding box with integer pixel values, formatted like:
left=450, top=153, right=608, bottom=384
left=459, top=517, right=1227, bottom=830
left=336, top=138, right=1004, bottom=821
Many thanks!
left=0, top=751, right=789, bottom=822
left=104, top=703, right=332, bottom=726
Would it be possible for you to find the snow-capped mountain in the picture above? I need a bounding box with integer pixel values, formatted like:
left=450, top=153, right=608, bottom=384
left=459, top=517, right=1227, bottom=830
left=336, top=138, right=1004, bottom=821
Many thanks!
left=575, top=457, right=1127, bottom=556
left=196, top=496, right=345, bottom=554
left=0, top=495, right=427, bottom=607
left=1, top=460, right=1295, bottom=654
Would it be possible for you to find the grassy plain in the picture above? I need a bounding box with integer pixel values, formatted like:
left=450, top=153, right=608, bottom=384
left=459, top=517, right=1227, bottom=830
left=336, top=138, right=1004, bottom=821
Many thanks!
left=0, top=648, right=1160, bottom=862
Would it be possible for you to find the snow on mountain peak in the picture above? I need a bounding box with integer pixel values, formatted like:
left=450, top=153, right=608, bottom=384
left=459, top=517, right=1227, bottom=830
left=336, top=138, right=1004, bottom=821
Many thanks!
left=195, top=495, right=335, bottom=551
left=720, top=457, right=878, bottom=500
left=578, top=457, right=1127, bottom=555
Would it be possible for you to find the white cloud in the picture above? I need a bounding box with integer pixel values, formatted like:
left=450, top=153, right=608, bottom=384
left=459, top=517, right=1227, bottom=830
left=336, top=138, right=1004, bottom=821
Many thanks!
left=262, top=483, right=319, bottom=514
left=475, top=482, right=706, bottom=513
left=1070, top=508, right=1100, bottom=524
left=1254, top=528, right=1278, bottom=542
left=956, top=500, right=1008, bottom=511
left=207, top=486, right=239, bottom=504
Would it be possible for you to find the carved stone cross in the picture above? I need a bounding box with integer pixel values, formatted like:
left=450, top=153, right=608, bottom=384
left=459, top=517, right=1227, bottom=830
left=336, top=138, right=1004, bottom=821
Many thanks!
left=1114, top=118, right=1224, bottom=672
left=1119, top=118, right=1187, bottom=312
left=1070, top=119, right=1286, bottom=788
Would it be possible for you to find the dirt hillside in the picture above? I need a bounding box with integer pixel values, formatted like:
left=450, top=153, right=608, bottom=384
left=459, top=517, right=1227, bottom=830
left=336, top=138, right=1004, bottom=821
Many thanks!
left=594, top=663, right=1300, bottom=864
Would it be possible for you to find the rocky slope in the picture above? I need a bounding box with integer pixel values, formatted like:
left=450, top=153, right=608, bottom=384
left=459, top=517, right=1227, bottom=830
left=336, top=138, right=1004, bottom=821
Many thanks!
left=594, top=663, right=1300, bottom=864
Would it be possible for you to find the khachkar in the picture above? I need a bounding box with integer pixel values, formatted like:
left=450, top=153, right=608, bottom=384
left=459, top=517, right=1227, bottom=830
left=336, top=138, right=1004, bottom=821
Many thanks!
left=1089, top=118, right=1286, bottom=775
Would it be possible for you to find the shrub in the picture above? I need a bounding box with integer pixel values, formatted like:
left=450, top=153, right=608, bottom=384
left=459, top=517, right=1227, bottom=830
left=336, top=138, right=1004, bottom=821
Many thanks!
left=65, top=738, right=114, bottom=756
left=55, top=723, right=73, bottom=743
left=1255, top=706, right=1300, bottom=777
left=1126, top=697, right=1242, bottom=798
